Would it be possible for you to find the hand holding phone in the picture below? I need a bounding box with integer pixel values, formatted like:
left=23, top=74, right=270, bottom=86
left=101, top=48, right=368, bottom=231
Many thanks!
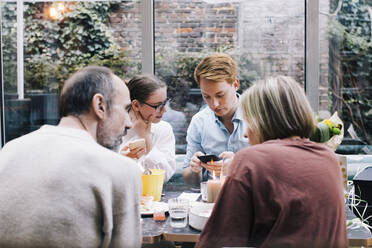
left=198, top=154, right=222, bottom=176
left=128, top=138, right=146, bottom=150
left=197, top=154, right=221, bottom=163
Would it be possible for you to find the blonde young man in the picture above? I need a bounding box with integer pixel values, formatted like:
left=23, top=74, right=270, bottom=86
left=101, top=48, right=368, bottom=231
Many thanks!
left=182, top=53, right=249, bottom=186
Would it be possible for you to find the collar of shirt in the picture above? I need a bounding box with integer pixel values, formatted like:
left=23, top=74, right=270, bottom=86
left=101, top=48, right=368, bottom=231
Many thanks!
left=210, top=93, right=243, bottom=124
left=211, top=106, right=244, bottom=132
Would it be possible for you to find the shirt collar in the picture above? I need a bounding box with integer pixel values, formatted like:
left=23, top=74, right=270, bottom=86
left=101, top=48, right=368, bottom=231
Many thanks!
left=211, top=106, right=244, bottom=124
left=232, top=106, right=244, bottom=122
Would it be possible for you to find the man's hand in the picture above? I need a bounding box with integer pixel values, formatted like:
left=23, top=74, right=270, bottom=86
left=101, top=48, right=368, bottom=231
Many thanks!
left=190, top=151, right=204, bottom=174
left=199, top=151, right=235, bottom=177
left=203, top=160, right=222, bottom=177
left=219, top=151, right=235, bottom=160
left=218, top=151, right=235, bottom=178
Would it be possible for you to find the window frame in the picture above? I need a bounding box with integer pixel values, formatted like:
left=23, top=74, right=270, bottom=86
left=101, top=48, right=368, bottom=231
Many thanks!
left=0, top=20, right=3, bottom=147
left=305, top=0, right=319, bottom=113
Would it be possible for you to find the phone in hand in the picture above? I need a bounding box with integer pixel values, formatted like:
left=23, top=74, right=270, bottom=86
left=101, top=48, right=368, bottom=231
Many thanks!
left=128, top=138, right=146, bottom=150
left=197, top=154, right=221, bottom=163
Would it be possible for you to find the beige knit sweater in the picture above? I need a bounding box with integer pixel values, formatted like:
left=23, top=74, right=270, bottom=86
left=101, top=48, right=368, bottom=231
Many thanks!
left=0, top=125, right=142, bottom=248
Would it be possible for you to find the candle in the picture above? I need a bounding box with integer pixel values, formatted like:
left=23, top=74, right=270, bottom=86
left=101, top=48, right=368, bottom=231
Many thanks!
left=207, top=169, right=222, bottom=203
left=207, top=179, right=222, bottom=203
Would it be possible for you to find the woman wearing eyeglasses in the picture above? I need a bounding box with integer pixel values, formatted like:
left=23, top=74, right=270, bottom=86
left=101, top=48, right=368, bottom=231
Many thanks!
left=120, top=74, right=176, bottom=182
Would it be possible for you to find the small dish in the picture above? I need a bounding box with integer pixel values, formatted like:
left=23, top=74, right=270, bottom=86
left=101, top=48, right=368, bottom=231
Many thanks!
left=189, top=202, right=214, bottom=231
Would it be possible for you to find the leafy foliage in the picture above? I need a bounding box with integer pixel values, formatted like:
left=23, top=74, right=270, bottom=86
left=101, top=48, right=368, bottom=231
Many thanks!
left=328, top=0, right=372, bottom=147
left=155, top=50, right=203, bottom=109
left=3, top=1, right=132, bottom=93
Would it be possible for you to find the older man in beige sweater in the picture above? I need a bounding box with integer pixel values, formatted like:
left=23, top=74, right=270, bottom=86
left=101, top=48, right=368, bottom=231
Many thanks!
left=0, top=66, right=142, bottom=248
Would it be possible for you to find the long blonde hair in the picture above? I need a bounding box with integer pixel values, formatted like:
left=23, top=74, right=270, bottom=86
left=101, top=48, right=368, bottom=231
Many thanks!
left=240, top=76, right=316, bottom=143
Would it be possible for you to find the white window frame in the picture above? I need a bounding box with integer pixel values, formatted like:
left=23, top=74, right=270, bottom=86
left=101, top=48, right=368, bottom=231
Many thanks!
left=142, top=0, right=154, bottom=74
left=1, top=4, right=4, bottom=146
left=305, top=0, right=319, bottom=113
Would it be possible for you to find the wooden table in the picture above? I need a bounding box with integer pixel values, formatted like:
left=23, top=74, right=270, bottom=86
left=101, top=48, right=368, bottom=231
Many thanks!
left=142, top=215, right=200, bottom=244
left=142, top=186, right=200, bottom=244
left=142, top=185, right=372, bottom=247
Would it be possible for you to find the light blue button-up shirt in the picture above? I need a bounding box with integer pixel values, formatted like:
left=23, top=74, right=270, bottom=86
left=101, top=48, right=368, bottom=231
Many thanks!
left=183, top=105, right=249, bottom=180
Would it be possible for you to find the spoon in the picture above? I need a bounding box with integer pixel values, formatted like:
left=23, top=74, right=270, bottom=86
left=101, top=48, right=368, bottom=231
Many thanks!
left=143, top=168, right=152, bottom=175
left=138, top=158, right=152, bottom=175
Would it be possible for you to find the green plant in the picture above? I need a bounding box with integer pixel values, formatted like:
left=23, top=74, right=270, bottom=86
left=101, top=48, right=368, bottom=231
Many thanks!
left=19, top=1, right=131, bottom=92
left=328, top=0, right=372, bottom=147
left=155, top=50, right=205, bottom=110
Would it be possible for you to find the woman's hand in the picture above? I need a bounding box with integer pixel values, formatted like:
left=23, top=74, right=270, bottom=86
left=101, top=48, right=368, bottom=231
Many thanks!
left=129, top=109, right=154, bottom=154
left=131, top=110, right=153, bottom=138
left=120, top=145, right=146, bottom=159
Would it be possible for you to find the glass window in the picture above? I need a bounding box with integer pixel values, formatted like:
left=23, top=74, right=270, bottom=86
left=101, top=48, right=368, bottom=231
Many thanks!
left=1, top=0, right=142, bottom=143
left=320, top=0, right=372, bottom=154
left=3, top=0, right=369, bottom=155
left=154, top=0, right=305, bottom=154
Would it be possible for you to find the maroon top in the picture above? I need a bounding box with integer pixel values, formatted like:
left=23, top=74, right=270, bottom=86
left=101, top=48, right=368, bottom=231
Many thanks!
left=196, top=138, right=347, bottom=248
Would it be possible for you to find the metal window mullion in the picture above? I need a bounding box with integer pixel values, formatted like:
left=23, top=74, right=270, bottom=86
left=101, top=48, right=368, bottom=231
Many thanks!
left=17, top=0, right=24, bottom=100
left=305, top=0, right=319, bottom=113
left=0, top=5, right=4, bottom=147
left=141, top=0, right=154, bottom=75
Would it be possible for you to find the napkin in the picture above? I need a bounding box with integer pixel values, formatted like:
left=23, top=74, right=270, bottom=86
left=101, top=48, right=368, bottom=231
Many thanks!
left=178, top=192, right=201, bottom=202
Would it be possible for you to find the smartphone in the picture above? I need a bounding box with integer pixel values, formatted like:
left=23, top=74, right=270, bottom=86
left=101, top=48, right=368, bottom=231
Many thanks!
left=197, top=154, right=221, bottom=163
left=128, top=138, right=146, bottom=150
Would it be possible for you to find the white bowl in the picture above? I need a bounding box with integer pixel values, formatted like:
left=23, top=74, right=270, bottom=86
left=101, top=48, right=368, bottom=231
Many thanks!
left=189, top=202, right=214, bottom=231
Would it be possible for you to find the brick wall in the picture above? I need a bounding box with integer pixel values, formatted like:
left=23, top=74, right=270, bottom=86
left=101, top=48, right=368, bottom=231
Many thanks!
left=155, top=1, right=239, bottom=52
left=108, top=0, right=329, bottom=111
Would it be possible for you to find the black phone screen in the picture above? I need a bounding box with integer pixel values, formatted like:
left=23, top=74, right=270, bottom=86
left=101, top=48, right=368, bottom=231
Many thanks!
left=197, top=154, right=221, bottom=163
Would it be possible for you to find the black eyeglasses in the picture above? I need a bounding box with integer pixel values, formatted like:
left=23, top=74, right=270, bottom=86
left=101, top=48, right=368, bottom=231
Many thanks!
left=140, top=98, right=170, bottom=112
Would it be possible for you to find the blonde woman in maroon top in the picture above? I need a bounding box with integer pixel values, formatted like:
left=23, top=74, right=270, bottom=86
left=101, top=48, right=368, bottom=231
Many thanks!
left=196, top=76, right=347, bottom=248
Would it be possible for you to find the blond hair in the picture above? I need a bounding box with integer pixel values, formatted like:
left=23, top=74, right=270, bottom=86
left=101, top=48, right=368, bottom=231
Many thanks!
left=194, top=53, right=237, bottom=85
left=240, top=76, right=316, bottom=143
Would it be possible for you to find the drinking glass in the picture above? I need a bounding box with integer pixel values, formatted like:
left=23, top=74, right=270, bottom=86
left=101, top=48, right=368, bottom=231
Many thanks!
left=200, top=181, right=207, bottom=202
left=220, top=157, right=233, bottom=184
left=153, top=207, right=166, bottom=222
left=168, top=198, right=189, bottom=228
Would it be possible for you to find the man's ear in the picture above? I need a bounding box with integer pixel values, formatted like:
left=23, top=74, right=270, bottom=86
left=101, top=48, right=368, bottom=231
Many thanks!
left=92, top=93, right=106, bottom=120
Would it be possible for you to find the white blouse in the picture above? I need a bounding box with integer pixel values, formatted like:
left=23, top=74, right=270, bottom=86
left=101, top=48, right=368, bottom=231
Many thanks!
left=121, top=120, right=176, bottom=182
